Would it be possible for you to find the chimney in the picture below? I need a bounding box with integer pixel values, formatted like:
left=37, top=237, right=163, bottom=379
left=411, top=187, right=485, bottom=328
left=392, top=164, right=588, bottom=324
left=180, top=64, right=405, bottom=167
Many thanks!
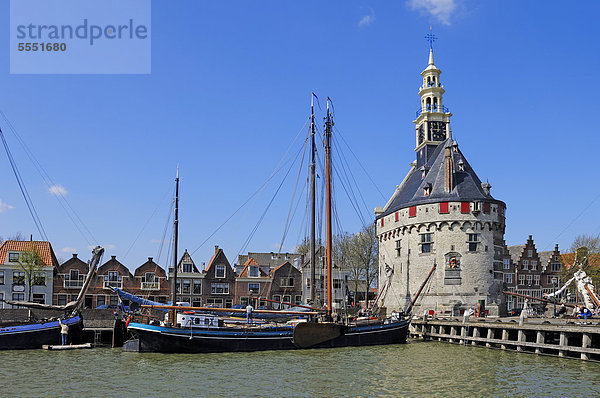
left=111, top=255, right=116, bottom=260
left=214, top=245, right=219, bottom=254
left=148, top=257, right=153, bottom=261
left=72, top=254, right=78, bottom=258
left=444, top=146, right=454, bottom=192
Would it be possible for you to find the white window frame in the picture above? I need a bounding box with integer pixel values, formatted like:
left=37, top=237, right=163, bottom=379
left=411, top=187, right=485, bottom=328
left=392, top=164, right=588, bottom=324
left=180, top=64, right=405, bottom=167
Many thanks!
left=248, top=283, right=260, bottom=294
left=215, top=265, right=226, bottom=278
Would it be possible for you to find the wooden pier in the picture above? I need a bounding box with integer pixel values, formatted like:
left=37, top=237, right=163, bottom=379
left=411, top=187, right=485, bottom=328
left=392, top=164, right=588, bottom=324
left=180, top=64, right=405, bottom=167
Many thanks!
left=410, top=317, right=600, bottom=361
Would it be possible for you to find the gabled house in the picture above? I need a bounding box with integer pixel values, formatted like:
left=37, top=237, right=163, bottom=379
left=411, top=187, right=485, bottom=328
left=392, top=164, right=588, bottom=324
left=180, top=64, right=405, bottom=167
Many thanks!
left=89, top=255, right=134, bottom=308
left=237, top=251, right=303, bottom=275
left=270, top=261, right=303, bottom=308
left=0, top=240, right=58, bottom=307
left=203, top=246, right=235, bottom=308
left=234, top=257, right=271, bottom=307
left=504, top=236, right=564, bottom=312
left=133, top=257, right=170, bottom=304
left=168, top=249, right=204, bottom=306
left=54, top=253, right=92, bottom=307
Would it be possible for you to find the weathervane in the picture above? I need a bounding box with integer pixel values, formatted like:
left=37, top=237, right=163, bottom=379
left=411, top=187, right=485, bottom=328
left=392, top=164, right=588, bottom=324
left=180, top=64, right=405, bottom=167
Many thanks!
left=425, top=26, right=437, bottom=50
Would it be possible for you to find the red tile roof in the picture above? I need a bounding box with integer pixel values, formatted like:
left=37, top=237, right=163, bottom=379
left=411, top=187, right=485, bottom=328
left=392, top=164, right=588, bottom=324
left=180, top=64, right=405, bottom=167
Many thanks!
left=560, top=253, right=600, bottom=269
left=0, top=240, right=59, bottom=267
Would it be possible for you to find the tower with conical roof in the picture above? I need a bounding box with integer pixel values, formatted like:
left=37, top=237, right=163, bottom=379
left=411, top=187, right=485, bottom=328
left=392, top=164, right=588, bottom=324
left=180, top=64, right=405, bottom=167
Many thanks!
left=375, top=38, right=507, bottom=316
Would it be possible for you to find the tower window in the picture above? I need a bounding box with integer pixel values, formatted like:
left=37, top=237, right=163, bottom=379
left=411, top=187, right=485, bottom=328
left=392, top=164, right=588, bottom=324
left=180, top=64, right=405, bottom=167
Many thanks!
left=433, top=97, right=438, bottom=112
left=380, top=218, right=384, bottom=227
left=395, top=240, right=401, bottom=257
left=394, top=211, right=399, bottom=222
left=461, top=202, right=470, bottom=213
left=420, top=233, right=433, bottom=253
left=439, top=202, right=449, bottom=214
left=483, top=202, right=490, bottom=214
left=467, top=234, right=479, bottom=252
left=409, top=206, right=416, bottom=217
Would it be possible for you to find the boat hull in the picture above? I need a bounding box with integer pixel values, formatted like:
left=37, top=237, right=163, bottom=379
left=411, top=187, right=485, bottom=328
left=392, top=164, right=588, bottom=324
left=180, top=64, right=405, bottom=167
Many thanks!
left=0, top=315, right=83, bottom=350
left=125, top=319, right=410, bottom=353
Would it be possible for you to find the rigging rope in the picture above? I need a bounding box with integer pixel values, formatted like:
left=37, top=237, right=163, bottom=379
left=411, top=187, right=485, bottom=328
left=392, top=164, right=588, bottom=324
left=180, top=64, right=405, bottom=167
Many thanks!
left=0, top=108, right=97, bottom=245
left=0, top=126, right=48, bottom=241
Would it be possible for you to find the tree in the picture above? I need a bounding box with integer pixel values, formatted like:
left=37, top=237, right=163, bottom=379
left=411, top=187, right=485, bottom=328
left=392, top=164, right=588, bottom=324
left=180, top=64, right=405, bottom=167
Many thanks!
left=17, top=250, right=46, bottom=302
left=295, top=237, right=322, bottom=256
left=350, top=224, right=378, bottom=308
left=569, top=234, right=600, bottom=254
left=0, top=232, right=26, bottom=245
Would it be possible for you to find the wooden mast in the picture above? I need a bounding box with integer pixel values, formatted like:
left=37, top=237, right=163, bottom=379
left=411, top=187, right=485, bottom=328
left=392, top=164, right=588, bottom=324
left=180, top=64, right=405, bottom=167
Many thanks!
left=309, top=95, right=316, bottom=305
left=324, top=98, right=333, bottom=314
left=170, top=167, right=180, bottom=322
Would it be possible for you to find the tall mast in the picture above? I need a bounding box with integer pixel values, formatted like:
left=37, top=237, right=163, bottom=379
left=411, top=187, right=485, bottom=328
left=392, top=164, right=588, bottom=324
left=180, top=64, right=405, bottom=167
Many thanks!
left=324, top=98, right=333, bottom=314
left=309, top=95, right=316, bottom=305
left=170, top=166, right=180, bottom=314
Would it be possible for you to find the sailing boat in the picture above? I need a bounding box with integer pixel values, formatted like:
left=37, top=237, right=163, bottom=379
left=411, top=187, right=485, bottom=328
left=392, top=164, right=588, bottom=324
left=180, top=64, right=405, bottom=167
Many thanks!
left=122, top=100, right=413, bottom=353
left=0, top=246, right=104, bottom=350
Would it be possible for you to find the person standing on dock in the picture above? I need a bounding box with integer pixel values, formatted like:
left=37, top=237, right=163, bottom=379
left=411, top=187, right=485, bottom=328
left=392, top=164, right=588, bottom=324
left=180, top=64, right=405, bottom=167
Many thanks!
left=246, top=304, right=253, bottom=325
left=58, top=319, right=69, bottom=345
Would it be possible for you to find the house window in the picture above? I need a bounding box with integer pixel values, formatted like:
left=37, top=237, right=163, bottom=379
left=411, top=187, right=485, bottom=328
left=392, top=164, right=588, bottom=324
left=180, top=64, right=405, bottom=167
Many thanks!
left=182, top=279, right=191, bottom=294
left=144, top=272, right=155, bottom=283
left=183, top=263, right=192, bottom=273
left=33, top=272, right=46, bottom=286
left=295, top=295, right=302, bottom=305
left=526, top=274, right=533, bottom=286
left=531, top=260, right=537, bottom=270
left=32, top=293, right=45, bottom=304
left=505, top=273, right=513, bottom=284
left=108, top=271, right=118, bottom=281
left=551, top=263, right=561, bottom=272
left=58, top=294, right=68, bottom=306
left=12, top=293, right=25, bottom=302
left=158, top=296, right=167, bottom=304
left=225, top=299, right=233, bottom=308
left=420, top=233, right=433, bottom=253
left=249, top=266, right=259, bottom=277
left=0, top=293, right=3, bottom=308
left=281, top=278, right=294, bottom=287
left=534, top=275, right=540, bottom=285
left=13, top=271, right=25, bottom=285
left=395, top=240, right=401, bottom=256
left=483, top=202, right=490, bottom=214
left=215, top=265, right=225, bottom=278
left=467, top=234, right=479, bottom=252
left=211, top=283, right=229, bottom=294
left=0, top=271, right=4, bottom=285
left=527, top=250, right=533, bottom=257
left=192, top=299, right=202, bottom=307
left=240, top=297, right=249, bottom=306
left=409, top=206, right=416, bottom=218
left=518, top=274, right=525, bottom=285
left=8, top=252, right=20, bottom=262
left=461, top=202, right=470, bottom=213
left=306, top=278, right=310, bottom=288
left=193, top=280, right=202, bottom=294
left=272, top=295, right=281, bottom=309
left=206, top=298, right=223, bottom=306
left=548, top=275, right=558, bottom=284
left=503, top=259, right=510, bottom=270
left=69, top=270, right=79, bottom=280
left=283, top=295, right=291, bottom=305
left=522, top=260, right=529, bottom=270
left=333, top=279, right=342, bottom=289
left=439, top=202, right=449, bottom=214
left=96, top=295, right=106, bottom=307
left=249, top=283, right=260, bottom=294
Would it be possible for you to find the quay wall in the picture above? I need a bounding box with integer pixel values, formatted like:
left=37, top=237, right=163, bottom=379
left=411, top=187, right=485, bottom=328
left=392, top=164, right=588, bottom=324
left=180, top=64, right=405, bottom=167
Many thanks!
left=411, top=317, right=600, bottom=362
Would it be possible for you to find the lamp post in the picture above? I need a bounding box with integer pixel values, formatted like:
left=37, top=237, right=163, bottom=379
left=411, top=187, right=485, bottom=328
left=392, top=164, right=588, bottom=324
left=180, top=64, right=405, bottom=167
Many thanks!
left=551, top=277, right=558, bottom=317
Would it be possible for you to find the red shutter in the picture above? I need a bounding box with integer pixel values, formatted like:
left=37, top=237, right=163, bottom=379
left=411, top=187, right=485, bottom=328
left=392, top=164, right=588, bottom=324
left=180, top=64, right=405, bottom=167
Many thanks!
left=483, top=202, right=490, bottom=214
left=439, top=202, right=449, bottom=214
left=461, top=202, right=470, bottom=213
left=409, top=206, right=416, bottom=218
left=380, top=218, right=384, bottom=227
left=395, top=211, right=399, bottom=222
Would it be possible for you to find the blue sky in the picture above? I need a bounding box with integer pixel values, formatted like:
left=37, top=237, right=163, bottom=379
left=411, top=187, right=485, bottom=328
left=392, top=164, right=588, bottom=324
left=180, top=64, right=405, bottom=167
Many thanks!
left=1, top=0, right=599, bottom=269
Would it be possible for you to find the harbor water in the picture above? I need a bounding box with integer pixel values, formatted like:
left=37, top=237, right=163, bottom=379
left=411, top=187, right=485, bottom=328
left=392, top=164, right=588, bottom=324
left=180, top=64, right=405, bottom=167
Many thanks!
left=2, top=340, right=599, bottom=397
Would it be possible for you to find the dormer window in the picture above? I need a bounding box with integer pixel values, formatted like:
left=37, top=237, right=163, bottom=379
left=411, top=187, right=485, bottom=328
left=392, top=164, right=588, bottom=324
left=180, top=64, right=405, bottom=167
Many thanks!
left=8, top=252, right=20, bottom=263
left=457, top=159, right=465, bottom=172
left=216, top=265, right=225, bottom=278
left=70, top=270, right=80, bottom=281
left=249, top=265, right=259, bottom=277
left=420, top=166, right=428, bottom=179
left=423, top=184, right=431, bottom=196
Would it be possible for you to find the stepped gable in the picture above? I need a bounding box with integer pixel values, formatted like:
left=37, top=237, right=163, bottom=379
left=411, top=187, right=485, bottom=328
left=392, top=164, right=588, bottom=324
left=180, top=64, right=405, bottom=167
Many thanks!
left=380, top=138, right=503, bottom=217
